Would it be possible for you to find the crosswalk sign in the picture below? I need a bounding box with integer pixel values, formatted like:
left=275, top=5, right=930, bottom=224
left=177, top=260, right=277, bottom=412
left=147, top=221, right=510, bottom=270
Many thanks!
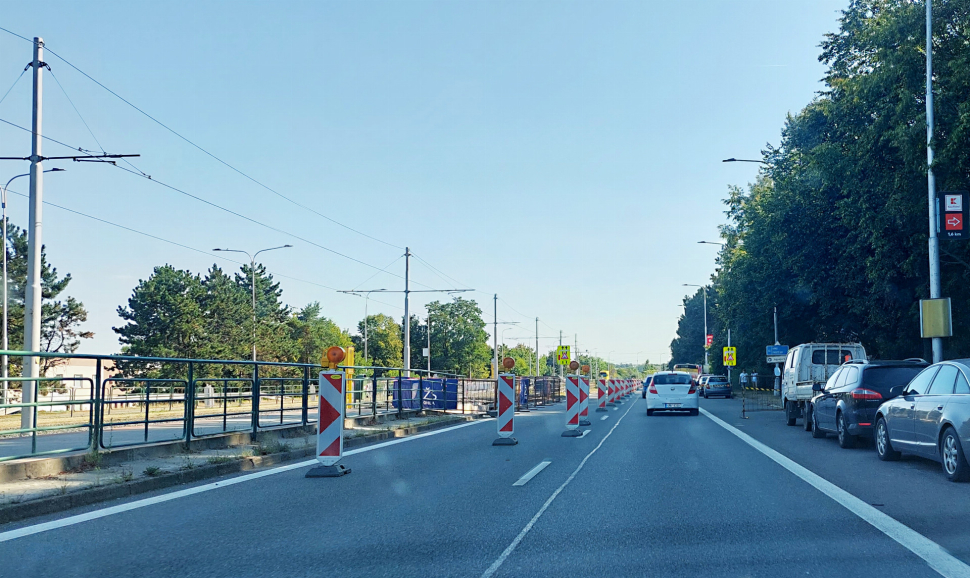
left=556, top=345, right=570, bottom=365
left=723, top=347, right=736, bottom=367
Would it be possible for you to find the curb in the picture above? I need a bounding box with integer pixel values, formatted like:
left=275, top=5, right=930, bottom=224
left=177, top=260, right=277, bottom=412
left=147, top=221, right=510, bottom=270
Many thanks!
left=0, top=415, right=478, bottom=525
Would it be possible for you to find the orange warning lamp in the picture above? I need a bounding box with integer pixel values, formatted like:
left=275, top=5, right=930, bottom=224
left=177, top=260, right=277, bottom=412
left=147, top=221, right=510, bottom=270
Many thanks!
left=325, top=346, right=346, bottom=369
left=581, top=364, right=590, bottom=374
left=502, top=357, right=515, bottom=370
left=569, top=360, right=580, bottom=371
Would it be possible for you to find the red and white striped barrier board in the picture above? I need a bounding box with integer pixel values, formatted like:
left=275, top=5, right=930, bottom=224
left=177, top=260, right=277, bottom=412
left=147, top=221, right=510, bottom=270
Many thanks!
left=493, top=374, right=517, bottom=445
left=608, top=379, right=617, bottom=406
left=578, top=376, right=590, bottom=425
left=562, top=375, right=582, bottom=436
left=307, top=370, right=351, bottom=477
left=596, top=378, right=609, bottom=412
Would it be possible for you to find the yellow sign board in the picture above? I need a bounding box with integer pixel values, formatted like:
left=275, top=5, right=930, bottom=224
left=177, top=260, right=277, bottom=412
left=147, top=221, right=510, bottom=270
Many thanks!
left=556, top=345, right=571, bottom=366
left=723, top=347, right=736, bottom=366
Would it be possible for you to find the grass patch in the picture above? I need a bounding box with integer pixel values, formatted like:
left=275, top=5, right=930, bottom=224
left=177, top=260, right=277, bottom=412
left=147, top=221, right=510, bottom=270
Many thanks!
left=254, top=440, right=289, bottom=456
left=143, top=466, right=163, bottom=477
left=206, top=456, right=233, bottom=465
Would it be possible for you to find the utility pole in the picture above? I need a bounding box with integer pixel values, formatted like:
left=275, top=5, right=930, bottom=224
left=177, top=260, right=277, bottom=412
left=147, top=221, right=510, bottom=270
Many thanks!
left=535, top=317, right=539, bottom=377
left=427, top=312, right=431, bottom=374
left=926, top=0, right=943, bottom=363
left=774, top=306, right=781, bottom=395
left=727, top=328, right=732, bottom=386
left=21, top=37, right=45, bottom=431
left=559, top=330, right=563, bottom=380
left=493, top=294, right=498, bottom=378
left=404, top=247, right=411, bottom=376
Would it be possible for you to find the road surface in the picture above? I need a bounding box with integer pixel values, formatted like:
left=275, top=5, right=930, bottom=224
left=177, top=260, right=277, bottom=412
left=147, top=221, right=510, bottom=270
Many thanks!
left=1, top=395, right=968, bottom=577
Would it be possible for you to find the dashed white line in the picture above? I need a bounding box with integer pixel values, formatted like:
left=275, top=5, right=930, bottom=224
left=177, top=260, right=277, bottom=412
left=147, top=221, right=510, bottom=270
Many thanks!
left=512, top=461, right=552, bottom=486
left=579, top=429, right=591, bottom=438
left=700, top=408, right=970, bottom=578
left=600, top=415, right=609, bottom=421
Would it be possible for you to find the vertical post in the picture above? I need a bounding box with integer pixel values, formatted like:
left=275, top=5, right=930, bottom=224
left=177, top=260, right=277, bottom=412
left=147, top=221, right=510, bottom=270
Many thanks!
left=427, top=312, right=431, bottom=374
left=396, top=376, right=403, bottom=418
left=370, top=375, right=377, bottom=416
left=21, top=37, right=44, bottom=431
left=1, top=195, right=6, bottom=409
left=926, top=0, right=943, bottom=363
left=403, top=248, right=411, bottom=376
left=492, top=294, right=498, bottom=379
left=90, top=358, right=102, bottom=452
left=252, top=362, right=260, bottom=434
left=559, top=330, right=563, bottom=381
left=363, top=293, right=369, bottom=363
left=250, top=256, right=257, bottom=362
left=774, top=306, right=781, bottom=395
left=535, top=317, right=540, bottom=378
left=302, top=365, right=310, bottom=425
left=185, top=361, right=195, bottom=442
left=727, top=329, right=732, bottom=386
left=702, top=288, right=709, bottom=373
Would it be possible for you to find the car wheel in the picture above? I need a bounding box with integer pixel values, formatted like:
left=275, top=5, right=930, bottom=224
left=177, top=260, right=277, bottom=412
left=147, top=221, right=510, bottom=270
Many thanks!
left=837, top=411, right=856, bottom=449
left=941, top=428, right=970, bottom=482
left=811, top=406, right=826, bottom=438
left=875, top=417, right=900, bottom=461
left=803, top=403, right=813, bottom=431
left=689, top=408, right=699, bottom=416
left=646, top=409, right=654, bottom=416
left=785, top=400, right=797, bottom=426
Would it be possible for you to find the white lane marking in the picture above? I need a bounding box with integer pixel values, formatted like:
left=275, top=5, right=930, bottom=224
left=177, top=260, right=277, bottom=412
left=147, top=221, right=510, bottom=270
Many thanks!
left=481, top=398, right=639, bottom=578
left=700, top=408, right=970, bottom=578
left=600, top=415, right=609, bottom=421
left=0, top=419, right=490, bottom=543
left=512, top=461, right=552, bottom=487
left=579, top=429, right=591, bottom=438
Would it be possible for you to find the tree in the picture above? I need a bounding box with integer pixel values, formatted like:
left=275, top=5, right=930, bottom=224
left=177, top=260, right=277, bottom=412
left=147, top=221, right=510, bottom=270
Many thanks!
left=114, top=265, right=206, bottom=361
left=287, top=302, right=352, bottom=365
left=2, top=220, right=93, bottom=374
left=351, top=313, right=402, bottom=369
left=199, top=265, right=250, bottom=361
left=500, top=343, right=536, bottom=376
left=424, top=297, right=490, bottom=377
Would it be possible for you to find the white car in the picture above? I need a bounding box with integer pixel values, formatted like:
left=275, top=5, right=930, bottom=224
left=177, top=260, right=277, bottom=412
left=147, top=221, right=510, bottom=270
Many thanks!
left=646, top=371, right=699, bottom=416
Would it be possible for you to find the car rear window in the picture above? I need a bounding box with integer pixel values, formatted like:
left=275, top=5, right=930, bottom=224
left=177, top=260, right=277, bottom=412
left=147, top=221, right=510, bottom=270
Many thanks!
left=708, top=377, right=728, bottom=384
left=861, top=366, right=926, bottom=392
left=654, top=374, right=692, bottom=385
left=811, top=350, right=854, bottom=365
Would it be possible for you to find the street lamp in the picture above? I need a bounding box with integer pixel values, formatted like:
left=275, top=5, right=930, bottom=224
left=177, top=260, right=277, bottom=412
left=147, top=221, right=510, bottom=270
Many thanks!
left=684, top=284, right=709, bottom=373
left=337, top=289, right=387, bottom=367
left=1, top=167, right=64, bottom=407
left=213, top=244, right=292, bottom=362
left=722, top=158, right=768, bottom=164
left=697, top=240, right=726, bottom=246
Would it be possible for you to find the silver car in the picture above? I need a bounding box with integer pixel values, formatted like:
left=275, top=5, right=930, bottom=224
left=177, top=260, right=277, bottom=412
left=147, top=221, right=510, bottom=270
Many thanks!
left=874, top=360, right=970, bottom=481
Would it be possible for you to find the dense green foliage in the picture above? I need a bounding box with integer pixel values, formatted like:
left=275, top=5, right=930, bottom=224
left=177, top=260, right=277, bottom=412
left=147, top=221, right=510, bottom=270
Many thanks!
left=670, top=0, right=970, bottom=376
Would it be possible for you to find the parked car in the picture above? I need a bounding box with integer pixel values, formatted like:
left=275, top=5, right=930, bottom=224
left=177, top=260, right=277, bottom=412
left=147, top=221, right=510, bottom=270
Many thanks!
left=782, top=343, right=867, bottom=429
left=646, top=371, right=698, bottom=416
left=808, top=359, right=928, bottom=448
left=702, top=375, right=731, bottom=398
left=642, top=375, right=653, bottom=399
left=874, top=360, right=970, bottom=482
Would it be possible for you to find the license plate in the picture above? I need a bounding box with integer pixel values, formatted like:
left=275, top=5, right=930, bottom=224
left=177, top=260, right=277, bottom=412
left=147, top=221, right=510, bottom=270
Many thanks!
left=665, top=403, right=682, bottom=408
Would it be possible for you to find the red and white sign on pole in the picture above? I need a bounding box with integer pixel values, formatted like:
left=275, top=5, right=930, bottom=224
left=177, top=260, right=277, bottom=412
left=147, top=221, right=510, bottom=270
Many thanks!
left=596, top=378, right=609, bottom=412
left=578, top=376, right=591, bottom=425
left=493, top=374, right=518, bottom=446
left=562, top=375, right=582, bottom=437
left=307, top=346, right=351, bottom=478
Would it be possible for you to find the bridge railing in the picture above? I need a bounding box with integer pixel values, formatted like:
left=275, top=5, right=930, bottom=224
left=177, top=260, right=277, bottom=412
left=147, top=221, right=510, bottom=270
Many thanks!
left=0, top=351, right=560, bottom=462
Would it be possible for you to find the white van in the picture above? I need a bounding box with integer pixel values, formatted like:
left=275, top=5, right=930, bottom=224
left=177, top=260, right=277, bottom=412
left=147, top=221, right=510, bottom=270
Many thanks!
left=781, top=343, right=867, bottom=427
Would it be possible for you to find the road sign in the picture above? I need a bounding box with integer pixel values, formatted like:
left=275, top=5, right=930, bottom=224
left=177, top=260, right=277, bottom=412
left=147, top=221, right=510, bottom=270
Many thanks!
left=767, top=355, right=787, bottom=364
left=705, top=334, right=713, bottom=348
left=723, top=347, right=737, bottom=366
left=556, top=345, right=571, bottom=365
left=766, top=345, right=789, bottom=357
left=939, top=191, right=969, bottom=240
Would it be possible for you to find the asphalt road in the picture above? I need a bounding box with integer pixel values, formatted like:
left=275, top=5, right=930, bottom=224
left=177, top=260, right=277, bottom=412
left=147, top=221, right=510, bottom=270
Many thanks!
left=0, top=393, right=967, bottom=578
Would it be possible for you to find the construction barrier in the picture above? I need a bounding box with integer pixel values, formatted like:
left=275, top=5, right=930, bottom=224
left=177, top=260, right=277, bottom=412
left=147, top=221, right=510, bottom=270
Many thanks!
left=596, top=378, right=608, bottom=412
left=306, top=370, right=351, bottom=477
left=493, top=374, right=517, bottom=445
left=562, top=375, right=582, bottom=437
left=578, top=376, right=590, bottom=426
left=607, top=379, right=617, bottom=406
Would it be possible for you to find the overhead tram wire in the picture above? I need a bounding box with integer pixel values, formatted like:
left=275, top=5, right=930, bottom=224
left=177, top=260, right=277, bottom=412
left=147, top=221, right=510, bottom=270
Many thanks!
left=0, top=26, right=402, bottom=250
left=0, top=68, right=26, bottom=107
left=0, top=116, right=409, bottom=280
left=1, top=185, right=403, bottom=311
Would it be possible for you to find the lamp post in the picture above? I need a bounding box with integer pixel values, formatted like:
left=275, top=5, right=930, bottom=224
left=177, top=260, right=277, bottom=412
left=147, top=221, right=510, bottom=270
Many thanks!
left=337, top=289, right=387, bottom=367
left=722, top=158, right=768, bottom=164
left=1, top=168, right=63, bottom=408
left=213, top=245, right=292, bottom=362
left=684, top=284, right=708, bottom=373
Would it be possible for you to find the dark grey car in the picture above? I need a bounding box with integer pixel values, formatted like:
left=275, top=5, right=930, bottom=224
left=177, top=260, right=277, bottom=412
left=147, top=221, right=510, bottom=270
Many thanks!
left=874, top=360, right=970, bottom=481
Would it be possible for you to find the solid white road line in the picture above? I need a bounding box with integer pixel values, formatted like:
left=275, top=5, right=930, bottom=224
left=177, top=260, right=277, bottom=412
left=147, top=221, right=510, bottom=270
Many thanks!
left=512, top=461, right=552, bottom=487
left=481, top=398, right=639, bottom=578
left=600, top=415, right=609, bottom=421
left=700, top=408, right=970, bottom=578
left=579, top=429, right=591, bottom=438
left=0, top=418, right=491, bottom=544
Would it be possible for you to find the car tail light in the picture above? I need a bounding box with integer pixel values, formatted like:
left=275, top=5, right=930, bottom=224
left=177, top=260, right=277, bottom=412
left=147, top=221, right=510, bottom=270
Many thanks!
left=850, top=388, right=882, bottom=401
left=648, top=383, right=658, bottom=394
left=688, top=384, right=697, bottom=394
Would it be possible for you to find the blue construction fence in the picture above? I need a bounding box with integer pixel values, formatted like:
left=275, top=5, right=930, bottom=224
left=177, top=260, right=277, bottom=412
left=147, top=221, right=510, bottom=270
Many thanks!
left=392, top=378, right=459, bottom=411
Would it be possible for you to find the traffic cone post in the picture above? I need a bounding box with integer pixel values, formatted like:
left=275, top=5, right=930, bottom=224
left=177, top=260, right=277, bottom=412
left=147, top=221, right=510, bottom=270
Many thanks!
left=595, top=378, right=609, bottom=412
left=562, top=360, right=583, bottom=437
left=493, top=361, right=518, bottom=446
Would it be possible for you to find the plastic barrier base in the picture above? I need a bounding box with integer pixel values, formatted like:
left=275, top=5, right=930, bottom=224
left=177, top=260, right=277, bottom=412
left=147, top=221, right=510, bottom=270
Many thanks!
left=493, top=437, right=518, bottom=446
left=561, top=430, right=583, bottom=437
left=579, top=419, right=591, bottom=426
left=595, top=407, right=608, bottom=412
left=305, top=464, right=352, bottom=478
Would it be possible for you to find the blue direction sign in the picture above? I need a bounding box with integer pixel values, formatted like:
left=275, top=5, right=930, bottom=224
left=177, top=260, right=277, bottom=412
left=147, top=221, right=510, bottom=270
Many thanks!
left=766, top=345, right=789, bottom=357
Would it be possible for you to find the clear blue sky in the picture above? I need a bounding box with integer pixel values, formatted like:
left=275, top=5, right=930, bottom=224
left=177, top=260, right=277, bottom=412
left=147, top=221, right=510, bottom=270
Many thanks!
left=0, top=1, right=847, bottom=364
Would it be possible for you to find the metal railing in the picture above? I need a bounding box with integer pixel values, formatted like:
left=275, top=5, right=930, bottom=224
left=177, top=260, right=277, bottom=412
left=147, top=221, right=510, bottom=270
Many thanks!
left=0, top=351, right=562, bottom=462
